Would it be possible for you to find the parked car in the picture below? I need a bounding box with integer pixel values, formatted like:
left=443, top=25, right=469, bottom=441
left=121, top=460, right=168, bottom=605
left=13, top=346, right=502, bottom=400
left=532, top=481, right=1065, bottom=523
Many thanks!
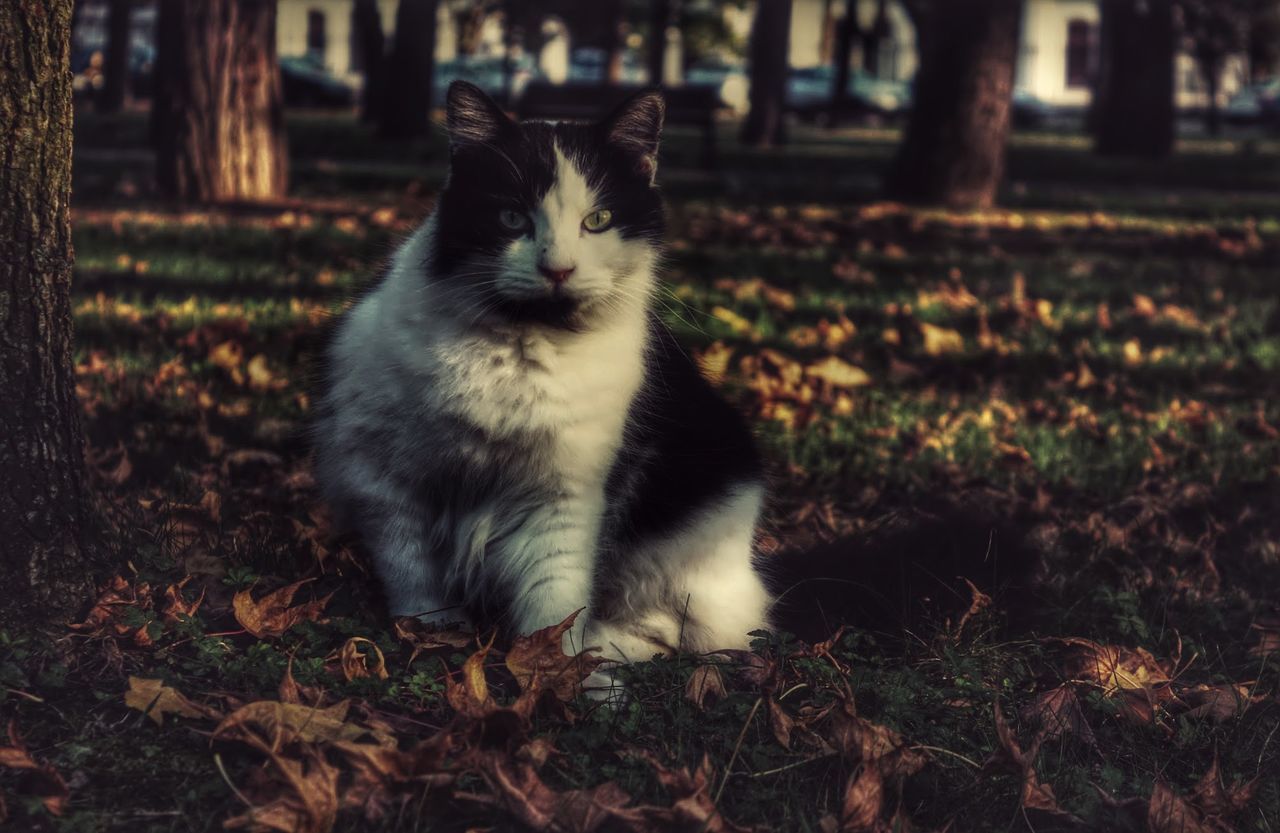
left=433, top=54, right=538, bottom=106
left=280, top=55, right=355, bottom=108
left=1225, top=78, right=1280, bottom=126
left=567, top=47, right=648, bottom=84
left=1011, top=88, right=1053, bottom=129
left=685, top=57, right=748, bottom=115
left=786, top=65, right=910, bottom=123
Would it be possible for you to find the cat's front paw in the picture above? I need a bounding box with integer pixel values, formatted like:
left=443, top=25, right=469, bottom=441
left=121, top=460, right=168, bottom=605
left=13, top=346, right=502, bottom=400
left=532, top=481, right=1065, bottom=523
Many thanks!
left=580, top=665, right=630, bottom=707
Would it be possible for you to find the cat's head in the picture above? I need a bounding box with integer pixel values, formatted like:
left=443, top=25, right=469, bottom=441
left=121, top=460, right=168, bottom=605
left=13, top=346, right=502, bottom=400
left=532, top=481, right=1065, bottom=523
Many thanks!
left=430, top=81, right=665, bottom=330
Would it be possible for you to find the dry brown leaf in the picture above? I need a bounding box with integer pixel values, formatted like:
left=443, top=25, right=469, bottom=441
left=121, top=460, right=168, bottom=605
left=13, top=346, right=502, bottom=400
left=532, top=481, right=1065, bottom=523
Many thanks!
left=124, top=676, right=221, bottom=726
left=447, top=635, right=497, bottom=719
left=1019, top=685, right=1095, bottom=746
left=1148, top=781, right=1215, bottom=833
left=819, top=766, right=884, bottom=833
left=0, top=722, right=69, bottom=817
left=160, top=576, right=204, bottom=624
left=392, top=617, right=474, bottom=666
left=827, top=698, right=926, bottom=780
left=954, top=578, right=992, bottom=637
left=224, top=745, right=340, bottom=833
left=337, top=637, right=389, bottom=682
left=215, top=699, right=392, bottom=748
left=233, top=579, right=332, bottom=639
left=685, top=664, right=728, bottom=711
left=767, top=698, right=795, bottom=749
left=504, top=612, right=603, bottom=703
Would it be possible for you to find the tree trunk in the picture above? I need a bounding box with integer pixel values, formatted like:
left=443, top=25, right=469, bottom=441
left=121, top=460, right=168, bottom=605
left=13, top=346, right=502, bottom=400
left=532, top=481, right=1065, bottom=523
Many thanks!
left=884, top=0, right=1022, bottom=208
left=602, top=0, right=624, bottom=85
left=741, top=0, right=793, bottom=148
left=828, top=5, right=859, bottom=126
left=98, top=0, right=132, bottom=113
left=864, top=0, right=890, bottom=73
left=152, top=0, right=288, bottom=202
left=647, top=0, right=672, bottom=86
left=380, top=0, right=438, bottom=139
left=1202, top=55, right=1222, bottom=136
left=353, top=0, right=386, bottom=124
left=0, top=0, right=95, bottom=633
left=1093, top=0, right=1175, bottom=158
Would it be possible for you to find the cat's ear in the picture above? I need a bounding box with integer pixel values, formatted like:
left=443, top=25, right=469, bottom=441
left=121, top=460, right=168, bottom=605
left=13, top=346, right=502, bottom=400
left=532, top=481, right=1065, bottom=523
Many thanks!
left=601, top=90, right=665, bottom=182
left=446, top=81, right=513, bottom=148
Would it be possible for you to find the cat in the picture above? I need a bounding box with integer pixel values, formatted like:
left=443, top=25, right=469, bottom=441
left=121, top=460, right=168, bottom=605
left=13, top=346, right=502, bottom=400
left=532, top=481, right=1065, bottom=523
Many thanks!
left=313, top=80, right=773, bottom=679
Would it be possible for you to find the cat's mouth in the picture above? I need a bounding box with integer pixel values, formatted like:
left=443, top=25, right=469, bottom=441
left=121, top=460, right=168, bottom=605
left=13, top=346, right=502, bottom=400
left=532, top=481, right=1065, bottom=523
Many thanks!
left=487, top=291, right=586, bottom=330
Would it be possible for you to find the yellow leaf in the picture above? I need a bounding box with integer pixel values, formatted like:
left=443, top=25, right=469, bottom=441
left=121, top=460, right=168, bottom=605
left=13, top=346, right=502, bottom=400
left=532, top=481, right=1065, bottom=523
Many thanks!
left=233, top=580, right=332, bottom=639
left=697, top=342, right=733, bottom=384
left=337, top=637, right=389, bottom=682
left=125, top=677, right=220, bottom=726
left=246, top=354, right=280, bottom=392
left=1123, top=338, right=1143, bottom=366
left=209, top=340, right=243, bottom=372
left=805, top=356, right=872, bottom=389
left=920, top=322, right=965, bottom=356
left=711, top=306, right=753, bottom=336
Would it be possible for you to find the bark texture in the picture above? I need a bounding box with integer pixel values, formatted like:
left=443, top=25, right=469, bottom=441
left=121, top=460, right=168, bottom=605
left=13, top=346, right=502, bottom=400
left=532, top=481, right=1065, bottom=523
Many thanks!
left=380, top=0, right=438, bottom=138
left=0, top=0, right=94, bottom=631
left=741, top=0, right=793, bottom=148
left=884, top=0, right=1022, bottom=208
left=1092, top=0, right=1176, bottom=158
left=152, top=0, right=288, bottom=202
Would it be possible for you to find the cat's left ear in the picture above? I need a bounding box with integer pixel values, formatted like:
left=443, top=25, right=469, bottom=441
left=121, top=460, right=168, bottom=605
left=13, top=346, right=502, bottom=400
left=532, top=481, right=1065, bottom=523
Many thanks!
left=446, top=80, right=514, bottom=149
left=601, top=90, right=665, bottom=183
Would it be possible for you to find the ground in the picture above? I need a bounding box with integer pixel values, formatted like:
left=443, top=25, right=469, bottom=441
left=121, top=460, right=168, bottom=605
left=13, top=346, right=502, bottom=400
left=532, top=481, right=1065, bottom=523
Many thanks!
left=1, top=112, right=1278, bottom=832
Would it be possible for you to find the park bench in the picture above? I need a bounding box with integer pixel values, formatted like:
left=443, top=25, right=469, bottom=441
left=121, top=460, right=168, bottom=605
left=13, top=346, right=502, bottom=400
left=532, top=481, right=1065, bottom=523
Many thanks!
left=515, top=81, right=723, bottom=169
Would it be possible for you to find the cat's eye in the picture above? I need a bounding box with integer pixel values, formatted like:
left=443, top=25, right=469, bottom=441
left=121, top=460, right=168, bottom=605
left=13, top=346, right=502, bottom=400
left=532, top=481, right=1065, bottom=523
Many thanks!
left=498, top=209, right=529, bottom=232
left=582, top=209, right=613, bottom=233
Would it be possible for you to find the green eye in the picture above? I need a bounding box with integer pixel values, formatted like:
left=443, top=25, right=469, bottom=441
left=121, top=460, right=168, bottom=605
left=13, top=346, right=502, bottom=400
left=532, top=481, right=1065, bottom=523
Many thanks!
left=582, top=209, right=613, bottom=233
left=499, top=209, right=529, bottom=232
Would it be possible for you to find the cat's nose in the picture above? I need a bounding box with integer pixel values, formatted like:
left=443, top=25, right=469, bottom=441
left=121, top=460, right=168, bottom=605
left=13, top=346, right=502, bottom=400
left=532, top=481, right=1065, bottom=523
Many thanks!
left=538, top=264, right=575, bottom=286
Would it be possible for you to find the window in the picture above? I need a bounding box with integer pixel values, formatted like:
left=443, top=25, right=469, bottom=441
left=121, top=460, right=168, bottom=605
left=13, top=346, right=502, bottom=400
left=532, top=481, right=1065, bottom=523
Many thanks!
left=1065, top=19, right=1096, bottom=89
left=307, top=9, right=327, bottom=63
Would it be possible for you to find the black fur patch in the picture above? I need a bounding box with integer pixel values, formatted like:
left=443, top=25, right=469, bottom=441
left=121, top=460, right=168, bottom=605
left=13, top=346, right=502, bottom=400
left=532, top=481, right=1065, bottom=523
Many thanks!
left=602, top=317, right=764, bottom=553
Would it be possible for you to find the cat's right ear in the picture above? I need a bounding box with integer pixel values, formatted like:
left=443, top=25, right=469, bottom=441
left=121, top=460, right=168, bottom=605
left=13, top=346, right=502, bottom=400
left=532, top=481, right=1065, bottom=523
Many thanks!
left=445, top=81, right=513, bottom=148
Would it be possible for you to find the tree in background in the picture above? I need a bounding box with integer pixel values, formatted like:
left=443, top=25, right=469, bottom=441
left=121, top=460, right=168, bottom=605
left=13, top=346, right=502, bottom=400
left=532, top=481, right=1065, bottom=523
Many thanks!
left=829, top=2, right=860, bottom=126
left=152, top=0, right=288, bottom=201
left=647, top=0, right=674, bottom=86
left=741, top=0, right=793, bottom=147
left=0, top=0, right=95, bottom=632
left=1093, top=0, right=1176, bottom=158
left=861, top=0, right=891, bottom=74
left=98, top=0, right=132, bottom=112
left=1180, top=0, right=1250, bottom=136
left=380, top=0, right=439, bottom=138
left=353, top=0, right=387, bottom=124
left=884, top=0, right=1022, bottom=208
left=1247, top=0, right=1280, bottom=79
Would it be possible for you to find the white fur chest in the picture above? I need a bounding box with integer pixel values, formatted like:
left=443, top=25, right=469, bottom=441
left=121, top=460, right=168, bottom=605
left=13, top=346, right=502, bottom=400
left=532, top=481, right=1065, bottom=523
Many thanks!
left=429, top=316, right=646, bottom=484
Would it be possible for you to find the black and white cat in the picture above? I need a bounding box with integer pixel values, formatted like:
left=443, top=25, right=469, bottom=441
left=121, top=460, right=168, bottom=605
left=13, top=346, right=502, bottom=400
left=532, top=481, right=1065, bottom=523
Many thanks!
left=313, top=81, right=772, bottom=672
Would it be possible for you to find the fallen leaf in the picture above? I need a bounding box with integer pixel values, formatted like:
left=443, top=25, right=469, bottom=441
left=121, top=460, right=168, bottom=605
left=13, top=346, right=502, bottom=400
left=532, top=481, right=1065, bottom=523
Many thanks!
left=919, top=322, right=965, bottom=356
left=124, top=676, right=221, bottom=726
left=504, top=612, right=603, bottom=703
left=819, top=766, right=883, bottom=833
left=337, top=637, right=389, bottom=682
left=215, top=699, right=391, bottom=747
left=0, top=722, right=69, bottom=817
left=685, top=664, right=728, bottom=710
left=806, top=356, right=872, bottom=389
left=1148, top=781, right=1214, bottom=833
left=233, top=579, right=332, bottom=638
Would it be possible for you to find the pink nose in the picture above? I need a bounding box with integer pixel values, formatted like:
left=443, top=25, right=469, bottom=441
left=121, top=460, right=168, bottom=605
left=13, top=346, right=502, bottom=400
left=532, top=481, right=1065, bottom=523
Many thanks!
left=539, top=264, right=575, bottom=286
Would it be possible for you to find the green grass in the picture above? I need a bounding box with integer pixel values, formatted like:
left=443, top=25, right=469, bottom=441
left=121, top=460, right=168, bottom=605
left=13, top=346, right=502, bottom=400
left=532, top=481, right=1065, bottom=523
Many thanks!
left=1, top=109, right=1278, bottom=832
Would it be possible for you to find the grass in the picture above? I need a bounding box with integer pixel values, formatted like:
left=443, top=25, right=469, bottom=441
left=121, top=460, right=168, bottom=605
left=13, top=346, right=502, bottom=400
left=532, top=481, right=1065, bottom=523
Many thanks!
left=1, top=109, right=1277, bottom=832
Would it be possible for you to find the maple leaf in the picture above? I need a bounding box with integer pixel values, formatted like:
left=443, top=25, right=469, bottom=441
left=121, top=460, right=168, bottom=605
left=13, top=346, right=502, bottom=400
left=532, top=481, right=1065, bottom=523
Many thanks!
left=125, top=676, right=222, bottom=726
left=233, top=579, right=332, bottom=638
left=160, top=576, right=205, bottom=624
left=464, top=755, right=642, bottom=833
left=826, top=697, right=927, bottom=780
left=215, top=699, right=393, bottom=748
left=1019, top=685, right=1096, bottom=746
left=987, top=704, right=1083, bottom=828
left=504, top=612, right=604, bottom=703
left=0, top=722, right=69, bottom=817
left=1148, top=781, right=1215, bottom=833
left=224, top=745, right=340, bottom=833
left=627, top=752, right=753, bottom=833
left=392, top=617, right=474, bottom=666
